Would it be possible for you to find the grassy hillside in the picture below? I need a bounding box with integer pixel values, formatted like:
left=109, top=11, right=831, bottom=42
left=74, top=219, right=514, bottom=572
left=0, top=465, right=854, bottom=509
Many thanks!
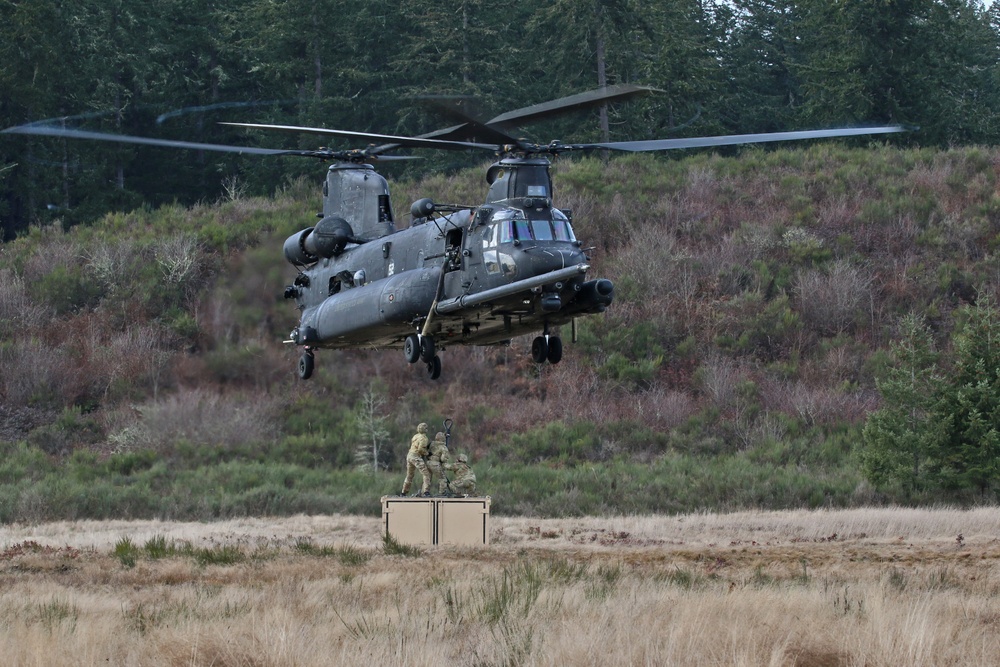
left=1, top=144, right=998, bottom=520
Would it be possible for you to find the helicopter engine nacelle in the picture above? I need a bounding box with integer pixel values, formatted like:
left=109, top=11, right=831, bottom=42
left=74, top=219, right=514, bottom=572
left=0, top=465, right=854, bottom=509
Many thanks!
left=306, top=216, right=355, bottom=258
left=283, top=227, right=317, bottom=266
left=283, top=217, right=358, bottom=266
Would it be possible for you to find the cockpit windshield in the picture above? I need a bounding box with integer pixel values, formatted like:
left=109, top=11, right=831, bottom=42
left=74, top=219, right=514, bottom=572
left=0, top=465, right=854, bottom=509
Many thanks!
left=490, top=208, right=577, bottom=243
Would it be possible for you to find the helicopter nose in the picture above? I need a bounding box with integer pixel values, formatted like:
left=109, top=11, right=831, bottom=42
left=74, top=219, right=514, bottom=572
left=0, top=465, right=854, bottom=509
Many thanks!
left=519, top=245, right=586, bottom=275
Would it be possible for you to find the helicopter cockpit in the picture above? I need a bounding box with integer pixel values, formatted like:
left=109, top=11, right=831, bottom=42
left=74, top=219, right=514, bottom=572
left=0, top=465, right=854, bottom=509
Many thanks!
left=488, top=207, right=577, bottom=244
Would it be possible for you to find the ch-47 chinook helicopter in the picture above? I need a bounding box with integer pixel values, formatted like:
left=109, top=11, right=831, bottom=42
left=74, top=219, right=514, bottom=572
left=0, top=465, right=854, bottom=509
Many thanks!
left=3, top=85, right=907, bottom=380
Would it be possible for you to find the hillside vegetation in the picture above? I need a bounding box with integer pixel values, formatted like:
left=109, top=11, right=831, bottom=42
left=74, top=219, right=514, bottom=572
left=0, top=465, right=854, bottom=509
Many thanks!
left=1, top=144, right=999, bottom=520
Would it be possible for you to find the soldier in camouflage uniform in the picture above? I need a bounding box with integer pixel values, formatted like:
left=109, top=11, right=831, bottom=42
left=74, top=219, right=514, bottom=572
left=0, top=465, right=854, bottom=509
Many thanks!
left=445, top=453, right=476, bottom=496
left=400, top=422, right=431, bottom=496
left=426, top=431, right=452, bottom=495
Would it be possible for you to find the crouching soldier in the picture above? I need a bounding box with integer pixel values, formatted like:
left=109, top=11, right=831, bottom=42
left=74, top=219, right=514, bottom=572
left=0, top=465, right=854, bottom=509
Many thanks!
left=445, top=454, right=476, bottom=496
left=401, top=423, right=431, bottom=496
left=427, top=431, right=452, bottom=495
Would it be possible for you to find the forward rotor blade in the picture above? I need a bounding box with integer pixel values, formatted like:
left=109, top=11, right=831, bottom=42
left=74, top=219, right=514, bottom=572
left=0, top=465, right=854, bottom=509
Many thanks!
left=417, top=84, right=662, bottom=145
left=1, top=123, right=300, bottom=155
left=221, top=122, right=498, bottom=152
left=582, top=126, right=908, bottom=152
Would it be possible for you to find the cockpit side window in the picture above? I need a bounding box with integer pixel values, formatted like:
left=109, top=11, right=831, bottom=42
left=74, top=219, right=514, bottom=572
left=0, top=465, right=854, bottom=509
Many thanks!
left=498, top=219, right=514, bottom=243
left=552, top=210, right=577, bottom=242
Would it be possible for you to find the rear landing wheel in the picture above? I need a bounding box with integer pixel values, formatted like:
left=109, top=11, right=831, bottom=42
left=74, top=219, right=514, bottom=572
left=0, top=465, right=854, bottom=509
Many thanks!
left=420, top=336, right=436, bottom=363
left=298, top=351, right=315, bottom=380
left=531, top=336, right=548, bottom=363
left=404, top=334, right=420, bottom=363
left=427, top=355, right=442, bottom=380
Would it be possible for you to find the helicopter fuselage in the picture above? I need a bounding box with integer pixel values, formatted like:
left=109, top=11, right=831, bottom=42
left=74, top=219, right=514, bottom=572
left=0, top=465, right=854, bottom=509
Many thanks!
left=282, top=159, right=614, bottom=378
left=288, top=199, right=610, bottom=349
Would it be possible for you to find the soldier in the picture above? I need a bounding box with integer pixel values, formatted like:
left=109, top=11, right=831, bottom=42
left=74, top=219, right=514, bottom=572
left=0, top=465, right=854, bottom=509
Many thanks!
left=400, top=422, right=431, bottom=496
left=445, top=453, right=476, bottom=496
left=426, top=431, right=452, bottom=495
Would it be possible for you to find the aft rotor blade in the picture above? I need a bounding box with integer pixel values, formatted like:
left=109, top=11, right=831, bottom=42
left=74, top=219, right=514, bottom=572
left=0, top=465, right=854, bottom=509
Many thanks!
left=583, top=126, right=908, bottom=152
left=1, top=123, right=301, bottom=156
left=221, top=122, right=498, bottom=151
left=486, top=83, right=661, bottom=129
left=408, top=103, right=524, bottom=147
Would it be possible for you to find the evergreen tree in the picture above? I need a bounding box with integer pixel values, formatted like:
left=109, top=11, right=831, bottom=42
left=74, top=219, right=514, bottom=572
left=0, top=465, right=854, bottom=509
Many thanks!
left=931, top=295, right=1000, bottom=499
left=718, top=0, right=803, bottom=133
left=860, top=313, right=944, bottom=497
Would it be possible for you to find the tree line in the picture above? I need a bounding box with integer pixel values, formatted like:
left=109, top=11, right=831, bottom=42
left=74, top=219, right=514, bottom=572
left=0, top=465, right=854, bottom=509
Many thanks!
left=1, top=0, right=998, bottom=239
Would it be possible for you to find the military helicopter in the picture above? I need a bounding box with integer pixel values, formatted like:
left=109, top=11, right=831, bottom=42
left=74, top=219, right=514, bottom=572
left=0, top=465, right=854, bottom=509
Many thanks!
left=2, top=85, right=906, bottom=380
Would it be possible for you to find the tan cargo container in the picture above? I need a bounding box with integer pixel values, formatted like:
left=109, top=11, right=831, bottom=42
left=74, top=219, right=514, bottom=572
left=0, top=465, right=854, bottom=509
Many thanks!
left=381, top=496, right=491, bottom=546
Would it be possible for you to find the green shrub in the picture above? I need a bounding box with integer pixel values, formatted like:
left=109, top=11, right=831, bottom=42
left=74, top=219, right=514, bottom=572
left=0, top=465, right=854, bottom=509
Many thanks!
left=113, top=537, right=140, bottom=568
left=382, top=532, right=421, bottom=557
left=32, top=265, right=102, bottom=314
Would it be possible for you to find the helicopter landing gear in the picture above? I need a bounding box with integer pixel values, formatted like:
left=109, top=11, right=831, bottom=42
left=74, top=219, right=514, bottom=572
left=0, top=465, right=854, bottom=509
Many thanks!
left=426, top=355, right=442, bottom=380
left=547, top=336, right=563, bottom=363
left=298, top=350, right=315, bottom=380
left=531, top=335, right=563, bottom=364
left=404, top=334, right=420, bottom=363
left=403, top=333, right=437, bottom=364
left=405, top=333, right=442, bottom=380
left=531, top=336, right=548, bottom=363
left=419, top=335, right=436, bottom=363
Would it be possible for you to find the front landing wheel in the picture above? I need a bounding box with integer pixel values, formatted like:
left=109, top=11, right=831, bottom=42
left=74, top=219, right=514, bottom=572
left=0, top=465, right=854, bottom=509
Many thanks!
left=547, top=336, right=563, bottom=364
left=531, top=336, right=548, bottom=363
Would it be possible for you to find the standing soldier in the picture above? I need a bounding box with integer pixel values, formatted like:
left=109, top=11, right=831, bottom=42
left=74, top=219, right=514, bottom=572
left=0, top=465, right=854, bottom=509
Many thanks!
left=445, top=454, right=477, bottom=496
left=427, top=432, right=452, bottom=495
left=401, top=422, right=431, bottom=496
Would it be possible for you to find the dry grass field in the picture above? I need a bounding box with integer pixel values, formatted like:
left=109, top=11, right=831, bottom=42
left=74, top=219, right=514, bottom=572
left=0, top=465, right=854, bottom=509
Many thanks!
left=2, top=507, right=999, bottom=666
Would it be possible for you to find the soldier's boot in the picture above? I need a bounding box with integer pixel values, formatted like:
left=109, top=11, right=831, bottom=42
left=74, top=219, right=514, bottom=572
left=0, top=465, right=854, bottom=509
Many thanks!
left=401, top=482, right=410, bottom=495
